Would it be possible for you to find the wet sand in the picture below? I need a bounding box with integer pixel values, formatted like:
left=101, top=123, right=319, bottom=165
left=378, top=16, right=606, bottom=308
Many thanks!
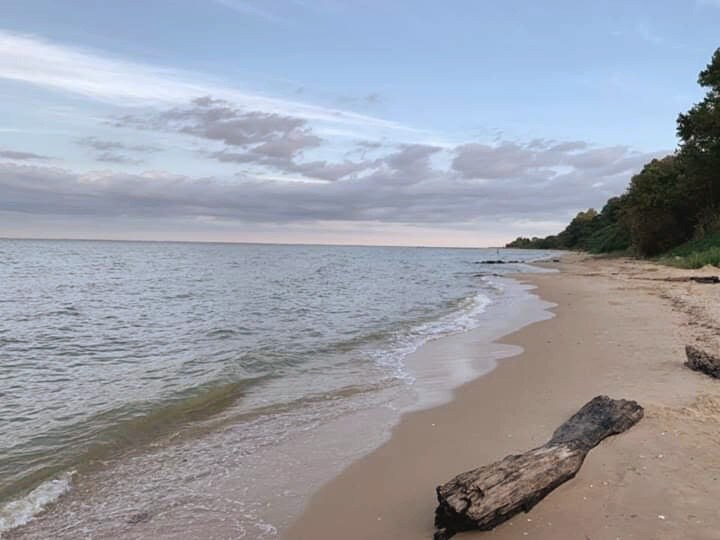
left=286, top=254, right=720, bottom=540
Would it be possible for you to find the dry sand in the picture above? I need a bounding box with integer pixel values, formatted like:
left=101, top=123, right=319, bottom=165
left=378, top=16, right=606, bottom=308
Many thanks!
left=285, top=254, right=720, bottom=540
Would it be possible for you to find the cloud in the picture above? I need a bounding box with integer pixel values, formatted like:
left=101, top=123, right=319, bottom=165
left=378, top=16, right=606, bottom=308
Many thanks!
left=453, top=142, right=537, bottom=179
left=76, top=136, right=161, bottom=165
left=105, top=96, right=666, bottom=192
left=0, top=149, right=52, bottom=161
left=0, top=137, right=666, bottom=228
left=94, top=152, right=144, bottom=165
left=76, top=137, right=160, bottom=154
left=356, top=140, right=384, bottom=150
left=451, top=140, right=650, bottom=180
left=112, top=98, right=455, bottom=182
left=116, top=97, right=379, bottom=180
left=0, top=30, right=409, bottom=135
left=380, top=144, right=442, bottom=185
left=116, top=97, right=322, bottom=156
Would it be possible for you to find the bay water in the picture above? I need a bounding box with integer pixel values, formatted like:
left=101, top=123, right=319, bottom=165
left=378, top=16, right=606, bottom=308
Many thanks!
left=0, top=240, right=555, bottom=537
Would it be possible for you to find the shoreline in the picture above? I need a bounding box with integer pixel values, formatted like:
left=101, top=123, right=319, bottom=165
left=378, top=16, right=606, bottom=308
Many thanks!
left=399, top=273, right=556, bottom=414
left=3, top=253, right=557, bottom=539
left=286, top=254, right=720, bottom=539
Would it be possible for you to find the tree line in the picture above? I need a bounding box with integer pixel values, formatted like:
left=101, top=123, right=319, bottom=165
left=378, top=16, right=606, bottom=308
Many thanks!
left=507, top=48, right=720, bottom=258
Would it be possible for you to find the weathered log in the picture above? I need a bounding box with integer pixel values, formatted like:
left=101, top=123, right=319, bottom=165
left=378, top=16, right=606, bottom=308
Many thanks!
left=657, top=276, right=720, bottom=284
left=433, top=396, right=644, bottom=540
left=689, top=276, right=720, bottom=284
left=685, top=345, right=720, bottom=378
left=475, top=260, right=523, bottom=265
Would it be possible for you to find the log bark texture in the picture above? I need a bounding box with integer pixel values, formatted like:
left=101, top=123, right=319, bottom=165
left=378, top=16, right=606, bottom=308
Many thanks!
left=434, top=395, right=644, bottom=540
left=685, top=345, right=720, bottom=378
left=657, top=276, right=720, bottom=283
left=689, top=276, right=720, bottom=284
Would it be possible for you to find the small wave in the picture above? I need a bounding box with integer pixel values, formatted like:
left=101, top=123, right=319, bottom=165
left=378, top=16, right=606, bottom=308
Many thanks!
left=369, top=291, right=493, bottom=382
left=478, top=275, right=506, bottom=294
left=0, top=471, right=74, bottom=535
left=205, top=328, right=239, bottom=338
left=0, top=376, right=272, bottom=512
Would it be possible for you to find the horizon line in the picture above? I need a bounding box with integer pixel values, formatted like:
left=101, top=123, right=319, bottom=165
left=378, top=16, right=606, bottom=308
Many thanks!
left=0, top=235, right=516, bottom=250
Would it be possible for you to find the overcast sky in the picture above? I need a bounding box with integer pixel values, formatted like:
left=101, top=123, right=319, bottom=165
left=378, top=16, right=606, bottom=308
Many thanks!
left=1, top=0, right=718, bottom=246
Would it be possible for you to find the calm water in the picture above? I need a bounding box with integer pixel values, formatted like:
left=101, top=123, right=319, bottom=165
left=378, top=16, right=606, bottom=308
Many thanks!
left=0, top=240, right=554, bottom=535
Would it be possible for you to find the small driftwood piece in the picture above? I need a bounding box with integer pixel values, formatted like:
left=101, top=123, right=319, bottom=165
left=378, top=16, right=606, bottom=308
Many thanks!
left=658, top=276, right=720, bottom=284
left=685, top=345, right=720, bottom=378
left=632, top=276, right=720, bottom=284
left=433, top=396, right=644, bottom=540
left=689, top=276, right=720, bottom=284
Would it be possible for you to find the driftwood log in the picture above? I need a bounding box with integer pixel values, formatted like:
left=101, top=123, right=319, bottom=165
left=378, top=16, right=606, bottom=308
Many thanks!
left=685, top=345, right=720, bottom=378
left=475, top=260, right=523, bottom=264
left=665, top=276, right=720, bottom=284
left=641, top=276, right=720, bottom=284
left=434, top=396, right=644, bottom=540
left=689, top=276, right=720, bottom=284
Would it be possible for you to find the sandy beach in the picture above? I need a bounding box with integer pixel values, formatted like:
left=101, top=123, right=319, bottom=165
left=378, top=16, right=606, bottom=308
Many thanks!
left=286, top=254, right=720, bottom=540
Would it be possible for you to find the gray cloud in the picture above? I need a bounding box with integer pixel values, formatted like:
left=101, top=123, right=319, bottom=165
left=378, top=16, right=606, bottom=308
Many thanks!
left=15, top=96, right=653, bottom=230
left=548, top=141, right=589, bottom=153
left=116, top=97, right=322, bottom=157
left=290, top=159, right=375, bottom=181
left=452, top=140, right=650, bottom=180
left=0, top=149, right=52, bottom=161
left=115, top=96, right=350, bottom=176
left=208, top=149, right=374, bottom=181
left=77, top=136, right=161, bottom=154
left=348, top=139, right=385, bottom=160
left=207, top=142, right=443, bottom=183
left=0, top=136, right=665, bottom=228
left=95, top=152, right=144, bottom=165
left=114, top=98, right=456, bottom=183
left=356, top=140, right=384, bottom=150
left=379, top=144, right=442, bottom=185
left=76, top=137, right=161, bottom=166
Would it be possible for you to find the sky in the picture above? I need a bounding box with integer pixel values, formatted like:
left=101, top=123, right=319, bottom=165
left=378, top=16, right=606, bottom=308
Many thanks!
left=0, top=0, right=719, bottom=247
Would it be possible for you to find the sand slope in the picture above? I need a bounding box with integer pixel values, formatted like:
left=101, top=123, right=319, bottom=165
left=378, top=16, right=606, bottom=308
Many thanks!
left=286, top=255, right=720, bottom=540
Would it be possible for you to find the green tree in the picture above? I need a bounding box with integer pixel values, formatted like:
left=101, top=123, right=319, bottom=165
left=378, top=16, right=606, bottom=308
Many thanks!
left=506, top=47, right=720, bottom=258
left=556, top=208, right=599, bottom=249
left=677, top=48, right=720, bottom=214
left=623, top=155, right=689, bottom=255
left=585, top=196, right=631, bottom=253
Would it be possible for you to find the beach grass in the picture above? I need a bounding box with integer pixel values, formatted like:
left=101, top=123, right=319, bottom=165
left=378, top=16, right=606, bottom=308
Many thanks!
left=658, top=231, right=720, bottom=268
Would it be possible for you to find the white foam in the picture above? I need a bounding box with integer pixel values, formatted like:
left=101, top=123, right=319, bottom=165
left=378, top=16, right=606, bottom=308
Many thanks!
left=254, top=521, right=278, bottom=536
left=369, top=291, right=493, bottom=382
left=0, top=471, right=74, bottom=536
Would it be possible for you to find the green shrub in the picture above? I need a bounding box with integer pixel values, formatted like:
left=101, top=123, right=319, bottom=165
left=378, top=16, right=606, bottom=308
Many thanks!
left=665, top=231, right=720, bottom=257
left=661, top=247, right=720, bottom=268
left=585, top=222, right=631, bottom=253
left=660, top=232, right=720, bottom=268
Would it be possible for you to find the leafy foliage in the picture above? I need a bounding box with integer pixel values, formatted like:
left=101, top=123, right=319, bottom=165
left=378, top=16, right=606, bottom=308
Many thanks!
left=661, top=247, right=720, bottom=269
left=507, top=198, right=631, bottom=253
left=507, top=47, right=720, bottom=265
